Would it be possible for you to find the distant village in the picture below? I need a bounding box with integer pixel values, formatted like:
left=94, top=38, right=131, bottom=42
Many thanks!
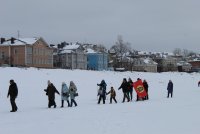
left=0, top=37, right=200, bottom=73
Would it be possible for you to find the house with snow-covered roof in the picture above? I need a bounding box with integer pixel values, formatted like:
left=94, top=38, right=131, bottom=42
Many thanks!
left=86, top=48, right=108, bottom=71
left=188, top=58, right=200, bottom=72
left=153, top=55, right=178, bottom=72
left=0, top=37, right=53, bottom=68
left=177, top=61, right=192, bottom=72
left=132, top=58, right=157, bottom=72
left=55, top=43, right=87, bottom=69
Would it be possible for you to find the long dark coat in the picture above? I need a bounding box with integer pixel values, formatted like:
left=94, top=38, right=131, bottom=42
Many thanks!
left=46, top=84, right=60, bottom=100
left=143, top=81, right=149, bottom=92
left=167, top=81, right=173, bottom=93
left=7, top=82, right=18, bottom=99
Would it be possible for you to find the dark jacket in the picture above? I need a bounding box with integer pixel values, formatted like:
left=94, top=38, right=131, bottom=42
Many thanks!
left=97, top=80, right=107, bottom=96
left=46, top=83, right=60, bottom=100
left=128, top=80, right=133, bottom=91
left=167, top=81, right=173, bottom=93
left=119, top=81, right=129, bottom=93
left=97, top=80, right=107, bottom=91
left=7, top=82, right=18, bottom=98
left=143, top=81, right=149, bottom=92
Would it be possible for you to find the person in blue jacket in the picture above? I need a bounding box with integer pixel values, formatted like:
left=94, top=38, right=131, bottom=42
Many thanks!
left=61, top=82, right=70, bottom=107
left=167, top=80, right=173, bottom=98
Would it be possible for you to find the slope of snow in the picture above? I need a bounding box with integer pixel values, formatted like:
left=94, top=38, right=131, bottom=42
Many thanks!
left=0, top=67, right=200, bottom=134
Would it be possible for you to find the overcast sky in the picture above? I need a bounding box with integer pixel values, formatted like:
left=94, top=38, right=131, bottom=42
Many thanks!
left=1, top=0, right=200, bottom=52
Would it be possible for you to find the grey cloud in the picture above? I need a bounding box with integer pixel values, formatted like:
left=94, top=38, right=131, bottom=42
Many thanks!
left=1, top=0, right=200, bottom=52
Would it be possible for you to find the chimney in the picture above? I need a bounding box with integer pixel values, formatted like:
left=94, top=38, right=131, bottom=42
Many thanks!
left=0, top=38, right=6, bottom=44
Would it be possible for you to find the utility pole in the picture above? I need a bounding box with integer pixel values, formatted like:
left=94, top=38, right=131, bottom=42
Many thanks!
left=17, top=30, right=20, bottom=39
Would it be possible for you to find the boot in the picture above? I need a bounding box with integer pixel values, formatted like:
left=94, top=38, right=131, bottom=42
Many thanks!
left=67, top=100, right=71, bottom=107
left=61, top=100, right=64, bottom=108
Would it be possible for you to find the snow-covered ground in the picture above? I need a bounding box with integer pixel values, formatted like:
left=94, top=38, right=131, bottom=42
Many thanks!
left=0, top=67, right=200, bottom=134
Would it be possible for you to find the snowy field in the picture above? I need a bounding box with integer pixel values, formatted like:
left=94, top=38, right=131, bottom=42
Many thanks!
left=0, top=67, right=200, bottom=134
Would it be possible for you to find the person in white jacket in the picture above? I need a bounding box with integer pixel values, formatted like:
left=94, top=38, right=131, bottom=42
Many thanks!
left=69, top=81, right=78, bottom=107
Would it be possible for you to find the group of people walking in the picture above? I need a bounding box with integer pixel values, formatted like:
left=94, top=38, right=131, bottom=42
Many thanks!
left=6, top=79, right=78, bottom=112
left=97, top=78, right=150, bottom=104
left=5, top=78, right=174, bottom=112
left=97, top=78, right=175, bottom=104
left=45, top=80, right=78, bottom=108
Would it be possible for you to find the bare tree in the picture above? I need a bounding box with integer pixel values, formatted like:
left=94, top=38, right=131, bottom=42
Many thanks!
left=173, top=48, right=182, bottom=56
left=110, top=35, right=131, bottom=68
left=182, top=49, right=189, bottom=57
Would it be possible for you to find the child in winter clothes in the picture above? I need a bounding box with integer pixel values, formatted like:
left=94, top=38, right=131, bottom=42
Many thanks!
left=106, top=87, right=117, bottom=104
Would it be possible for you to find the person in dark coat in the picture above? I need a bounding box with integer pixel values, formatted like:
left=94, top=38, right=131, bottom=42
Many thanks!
left=7, top=79, right=18, bottom=112
left=46, top=80, right=60, bottom=108
left=167, top=80, right=173, bottom=98
left=106, top=87, right=117, bottom=104
left=97, top=80, right=107, bottom=104
left=198, top=81, right=200, bottom=87
left=118, top=78, right=130, bottom=103
left=128, top=78, right=133, bottom=101
left=136, top=78, right=142, bottom=101
left=143, top=79, right=149, bottom=100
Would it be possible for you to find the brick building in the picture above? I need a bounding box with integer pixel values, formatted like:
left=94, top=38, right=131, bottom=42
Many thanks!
left=188, top=59, right=200, bottom=70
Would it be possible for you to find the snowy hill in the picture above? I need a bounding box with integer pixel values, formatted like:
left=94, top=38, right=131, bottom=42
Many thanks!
left=0, top=67, right=200, bottom=134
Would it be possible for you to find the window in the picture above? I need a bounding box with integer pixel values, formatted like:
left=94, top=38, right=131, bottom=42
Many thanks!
left=14, top=49, right=17, bottom=55
left=27, top=47, right=32, bottom=54
left=0, top=52, right=5, bottom=59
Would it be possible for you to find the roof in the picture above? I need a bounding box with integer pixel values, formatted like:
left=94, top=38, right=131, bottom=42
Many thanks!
left=60, top=49, right=73, bottom=54
left=143, top=58, right=158, bottom=65
left=63, top=43, right=80, bottom=50
left=86, top=48, right=97, bottom=54
left=177, top=61, right=191, bottom=66
left=1, top=38, right=39, bottom=46
left=59, top=43, right=84, bottom=54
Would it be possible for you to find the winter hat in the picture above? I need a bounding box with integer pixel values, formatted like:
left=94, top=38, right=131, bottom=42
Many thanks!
left=10, top=79, right=14, bottom=83
left=47, top=80, right=51, bottom=85
left=70, top=81, right=73, bottom=86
